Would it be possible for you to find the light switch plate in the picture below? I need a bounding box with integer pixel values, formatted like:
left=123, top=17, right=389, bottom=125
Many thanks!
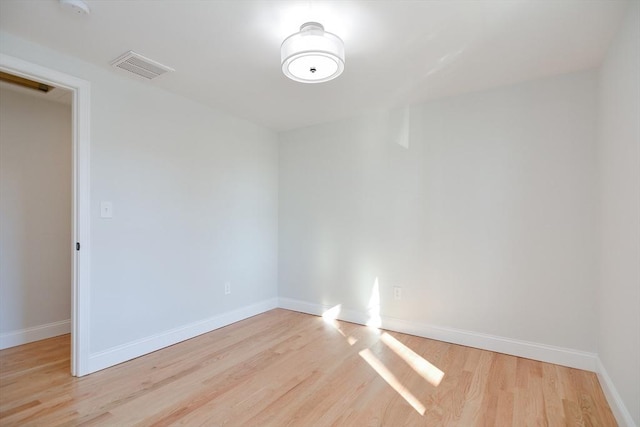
left=100, top=201, right=113, bottom=218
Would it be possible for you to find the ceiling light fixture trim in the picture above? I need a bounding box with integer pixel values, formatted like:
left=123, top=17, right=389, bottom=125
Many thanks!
left=281, top=22, right=345, bottom=84
left=59, top=0, right=91, bottom=15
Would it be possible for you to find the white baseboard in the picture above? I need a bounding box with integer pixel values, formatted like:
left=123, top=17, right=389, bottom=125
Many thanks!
left=0, top=319, right=71, bottom=350
left=597, top=358, right=638, bottom=427
left=277, top=297, right=598, bottom=372
left=87, top=298, right=278, bottom=374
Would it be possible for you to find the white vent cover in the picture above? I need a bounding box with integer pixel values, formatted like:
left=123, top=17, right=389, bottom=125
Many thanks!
left=110, top=51, right=174, bottom=80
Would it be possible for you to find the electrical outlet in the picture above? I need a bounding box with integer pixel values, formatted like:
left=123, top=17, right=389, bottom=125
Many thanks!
left=224, top=282, right=231, bottom=295
left=393, top=286, right=402, bottom=300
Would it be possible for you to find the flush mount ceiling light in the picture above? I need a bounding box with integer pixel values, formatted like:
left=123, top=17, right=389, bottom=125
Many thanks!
left=281, top=22, right=345, bottom=84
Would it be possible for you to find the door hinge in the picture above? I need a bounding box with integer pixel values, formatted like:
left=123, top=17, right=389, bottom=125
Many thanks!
left=76, top=242, right=80, bottom=251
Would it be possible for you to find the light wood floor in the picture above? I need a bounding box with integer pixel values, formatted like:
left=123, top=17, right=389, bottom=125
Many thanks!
left=0, top=309, right=616, bottom=426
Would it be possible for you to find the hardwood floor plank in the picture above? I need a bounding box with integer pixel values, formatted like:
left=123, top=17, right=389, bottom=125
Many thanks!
left=0, top=399, right=41, bottom=420
left=0, top=309, right=617, bottom=426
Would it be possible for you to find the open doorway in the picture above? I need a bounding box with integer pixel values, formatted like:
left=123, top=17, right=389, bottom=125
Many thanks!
left=0, top=54, right=90, bottom=376
left=0, top=74, right=73, bottom=359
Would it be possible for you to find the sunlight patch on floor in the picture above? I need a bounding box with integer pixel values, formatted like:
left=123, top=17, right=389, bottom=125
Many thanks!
left=322, top=304, right=346, bottom=337
left=322, top=304, right=342, bottom=322
left=380, top=332, right=444, bottom=387
left=322, top=304, right=357, bottom=344
left=359, top=348, right=426, bottom=415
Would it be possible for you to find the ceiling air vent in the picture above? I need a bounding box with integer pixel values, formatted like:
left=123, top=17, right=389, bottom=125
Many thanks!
left=110, top=51, right=174, bottom=80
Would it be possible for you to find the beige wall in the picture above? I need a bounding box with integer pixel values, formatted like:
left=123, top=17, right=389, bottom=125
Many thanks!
left=0, top=86, right=72, bottom=346
left=597, top=2, right=640, bottom=425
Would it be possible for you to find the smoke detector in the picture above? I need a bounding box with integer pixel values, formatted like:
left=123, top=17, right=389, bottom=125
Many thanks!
left=59, top=0, right=90, bottom=15
left=110, top=51, right=175, bottom=80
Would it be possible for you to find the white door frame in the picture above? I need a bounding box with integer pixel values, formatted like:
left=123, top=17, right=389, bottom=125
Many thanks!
left=0, top=53, right=91, bottom=376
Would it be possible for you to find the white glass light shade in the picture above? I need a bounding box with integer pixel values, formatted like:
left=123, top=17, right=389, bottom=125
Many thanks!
left=281, top=22, right=345, bottom=83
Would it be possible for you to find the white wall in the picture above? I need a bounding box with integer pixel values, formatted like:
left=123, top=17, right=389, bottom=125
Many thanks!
left=0, top=33, right=279, bottom=361
left=279, top=70, right=598, bottom=352
left=597, top=2, right=640, bottom=425
left=0, top=87, right=71, bottom=345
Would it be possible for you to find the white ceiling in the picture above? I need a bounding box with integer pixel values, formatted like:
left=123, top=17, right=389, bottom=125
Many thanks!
left=0, top=0, right=629, bottom=131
